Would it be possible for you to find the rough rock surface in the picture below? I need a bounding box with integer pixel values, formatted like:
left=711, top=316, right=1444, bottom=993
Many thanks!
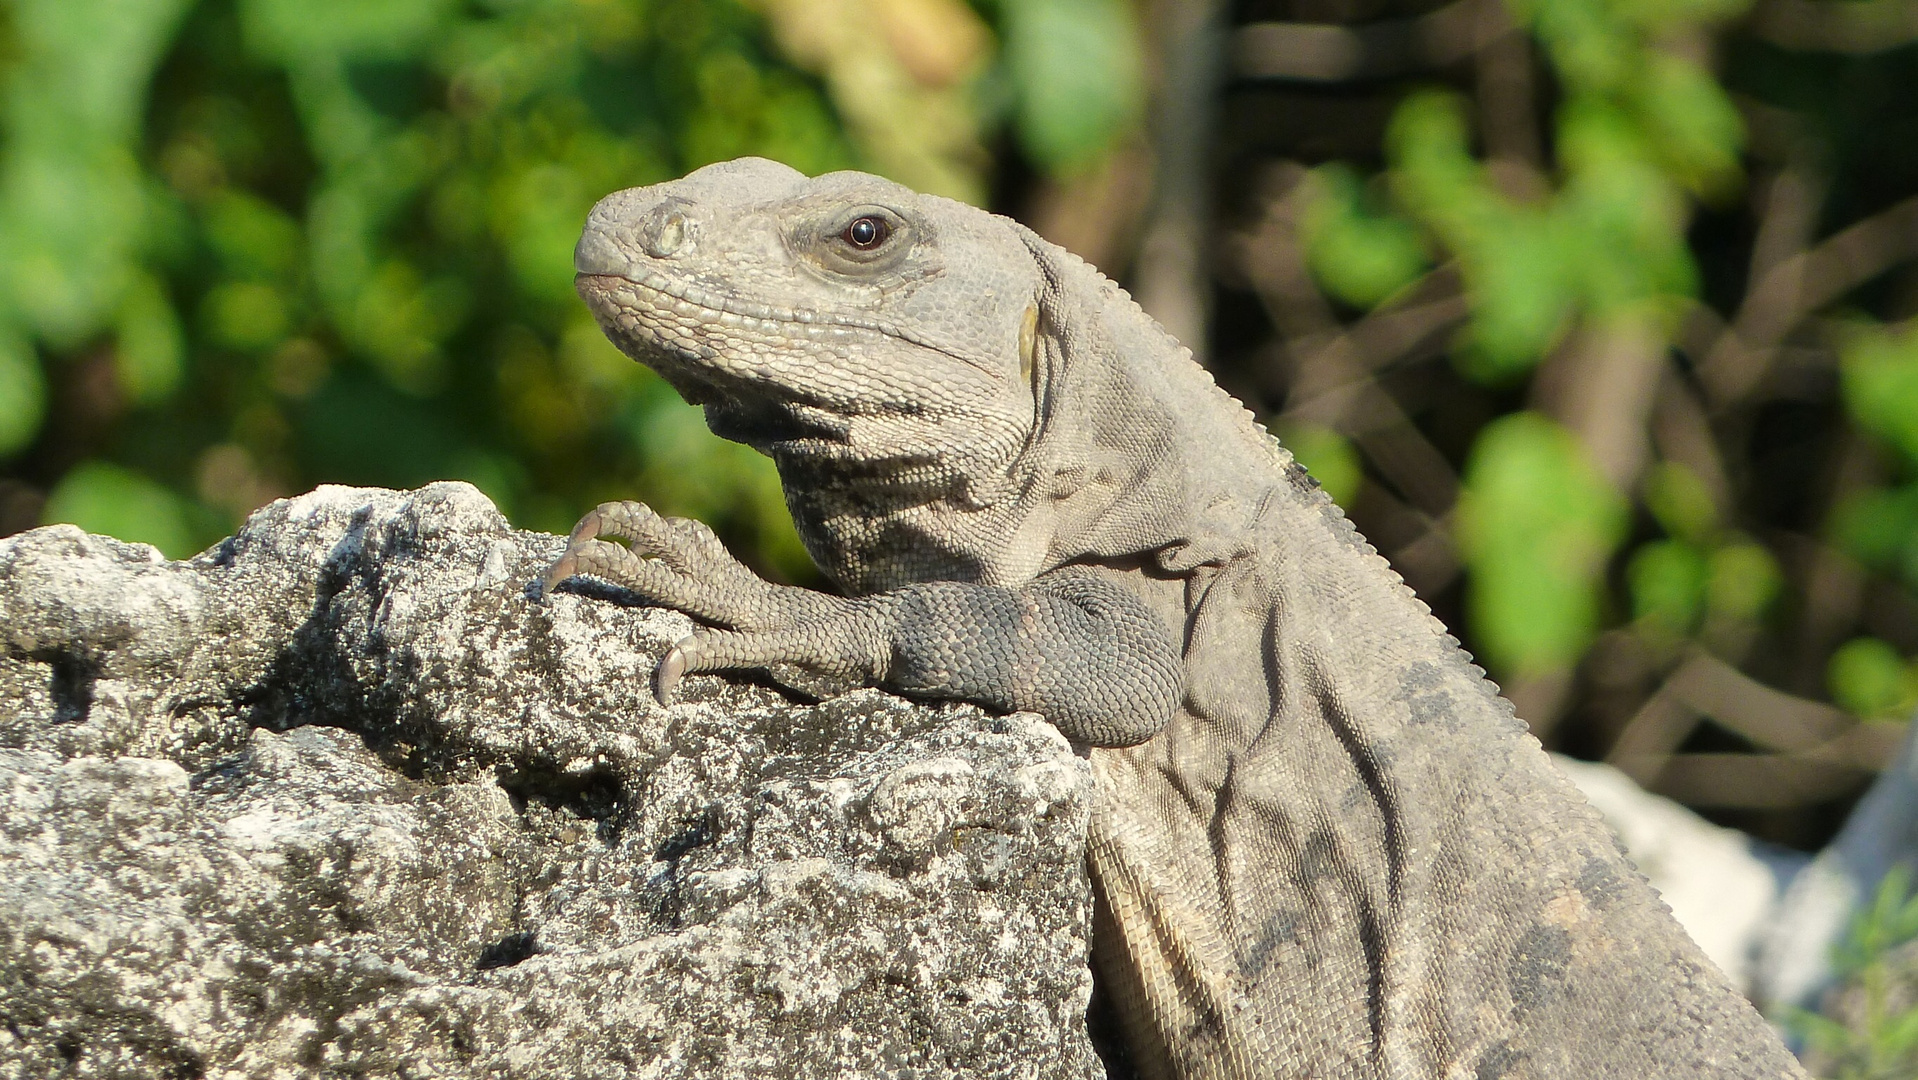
left=0, top=483, right=1102, bottom=1080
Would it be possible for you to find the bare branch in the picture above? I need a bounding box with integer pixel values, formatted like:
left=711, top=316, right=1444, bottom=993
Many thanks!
left=1652, top=754, right=1869, bottom=808
left=1231, top=170, right=1464, bottom=516
left=1701, top=191, right=1918, bottom=404
left=1231, top=0, right=1508, bottom=82
left=1650, top=366, right=1736, bottom=522
left=1666, top=650, right=1852, bottom=752
left=1531, top=317, right=1667, bottom=494
left=1608, top=681, right=1705, bottom=786
left=1132, top=0, right=1228, bottom=359
left=1608, top=649, right=1905, bottom=806
left=1747, top=0, right=1918, bottom=55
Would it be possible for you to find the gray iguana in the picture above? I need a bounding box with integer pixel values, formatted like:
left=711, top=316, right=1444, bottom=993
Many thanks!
left=544, top=157, right=1805, bottom=1079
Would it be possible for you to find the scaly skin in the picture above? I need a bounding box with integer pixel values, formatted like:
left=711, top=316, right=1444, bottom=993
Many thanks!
left=546, top=157, right=1805, bottom=1079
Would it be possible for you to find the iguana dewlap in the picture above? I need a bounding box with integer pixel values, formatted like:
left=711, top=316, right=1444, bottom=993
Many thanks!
left=547, top=157, right=1806, bottom=1079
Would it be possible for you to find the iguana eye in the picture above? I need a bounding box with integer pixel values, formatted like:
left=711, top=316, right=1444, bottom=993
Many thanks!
left=843, top=216, right=890, bottom=249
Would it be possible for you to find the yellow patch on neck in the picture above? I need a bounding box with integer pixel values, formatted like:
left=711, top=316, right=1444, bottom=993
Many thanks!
left=1019, top=303, right=1039, bottom=385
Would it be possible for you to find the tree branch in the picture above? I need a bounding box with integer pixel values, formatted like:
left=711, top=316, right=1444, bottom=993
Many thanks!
left=1231, top=0, right=1508, bottom=82
left=1700, top=191, right=1918, bottom=404
left=1746, top=0, right=1918, bottom=55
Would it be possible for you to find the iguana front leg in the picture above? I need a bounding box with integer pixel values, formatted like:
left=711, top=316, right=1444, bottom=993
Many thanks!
left=544, top=501, right=1184, bottom=748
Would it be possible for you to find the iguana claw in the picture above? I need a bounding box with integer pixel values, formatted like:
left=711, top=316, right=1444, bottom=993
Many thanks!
left=655, top=641, right=690, bottom=705
left=540, top=551, right=579, bottom=598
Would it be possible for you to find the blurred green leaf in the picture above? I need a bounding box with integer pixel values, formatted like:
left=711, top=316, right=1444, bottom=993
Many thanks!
left=1385, top=91, right=1487, bottom=238
left=489, top=162, right=593, bottom=306
left=998, top=0, right=1142, bottom=176
left=1628, top=538, right=1708, bottom=635
left=348, top=260, right=469, bottom=393
left=1828, top=637, right=1918, bottom=722
left=1300, top=166, right=1429, bottom=311
left=1456, top=412, right=1628, bottom=676
left=202, top=280, right=291, bottom=352
left=1613, top=0, right=1752, bottom=31
left=1842, top=324, right=1918, bottom=467
left=1512, top=0, right=1633, bottom=93
left=0, top=0, right=194, bottom=342
left=1452, top=213, right=1576, bottom=382
left=1705, top=540, right=1781, bottom=624
left=240, top=0, right=454, bottom=61
left=202, top=189, right=303, bottom=282
left=41, top=460, right=196, bottom=558
left=115, top=273, right=185, bottom=403
left=1642, top=461, right=1718, bottom=544
left=0, top=325, right=47, bottom=457
left=1832, top=483, right=1918, bottom=589
left=8, top=0, right=193, bottom=136
left=1275, top=421, right=1363, bottom=507
left=1630, top=52, right=1743, bottom=197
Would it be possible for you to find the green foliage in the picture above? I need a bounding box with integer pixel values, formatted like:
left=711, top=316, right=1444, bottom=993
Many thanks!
left=1792, top=868, right=1918, bottom=1080
left=0, top=0, right=194, bottom=347
left=1300, top=165, right=1429, bottom=310
left=1706, top=541, right=1782, bottom=626
left=1319, top=0, right=1788, bottom=681
left=1642, top=461, right=1717, bottom=545
left=1275, top=421, right=1362, bottom=507
left=1828, top=638, right=1918, bottom=723
left=988, top=0, right=1142, bottom=177
left=0, top=325, right=45, bottom=457
left=1383, top=87, right=1702, bottom=384
left=1456, top=412, right=1628, bottom=676
left=42, top=460, right=195, bottom=557
left=1843, top=324, right=1918, bottom=468
left=1833, top=485, right=1918, bottom=591
left=1341, top=0, right=1746, bottom=384
left=1627, top=538, right=1710, bottom=636
left=0, top=0, right=1147, bottom=576
left=1832, top=324, right=1918, bottom=602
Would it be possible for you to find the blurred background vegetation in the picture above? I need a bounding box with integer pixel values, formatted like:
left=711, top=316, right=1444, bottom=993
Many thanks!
left=8, top=0, right=1918, bottom=1065
left=2, top=0, right=1918, bottom=851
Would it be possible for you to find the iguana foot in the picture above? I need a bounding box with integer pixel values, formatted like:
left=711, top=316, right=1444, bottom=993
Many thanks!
left=542, top=501, right=831, bottom=631
left=655, top=620, right=887, bottom=705
left=546, top=501, right=875, bottom=703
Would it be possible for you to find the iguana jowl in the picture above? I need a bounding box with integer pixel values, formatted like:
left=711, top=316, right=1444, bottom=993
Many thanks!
left=547, top=157, right=1804, bottom=1079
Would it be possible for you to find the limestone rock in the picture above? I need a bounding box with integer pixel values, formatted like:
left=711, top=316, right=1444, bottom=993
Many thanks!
left=0, top=483, right=1103, bottom=1080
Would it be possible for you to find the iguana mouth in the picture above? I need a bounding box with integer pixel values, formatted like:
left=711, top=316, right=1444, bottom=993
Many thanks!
left=574, top=269, right=1001, bottom=379
left=580, top=273, right=970, bottom=479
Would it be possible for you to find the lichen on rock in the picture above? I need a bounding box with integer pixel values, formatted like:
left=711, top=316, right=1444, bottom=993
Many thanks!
left=0, top=483, right=1103, bottom=1080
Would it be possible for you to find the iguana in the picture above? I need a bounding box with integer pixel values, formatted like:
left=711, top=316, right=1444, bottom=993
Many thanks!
left=544, top=157, right=1805, bottom=1079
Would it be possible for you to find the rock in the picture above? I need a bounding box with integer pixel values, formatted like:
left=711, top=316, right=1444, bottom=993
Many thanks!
left=0, top=484, right=1103, bottom=1080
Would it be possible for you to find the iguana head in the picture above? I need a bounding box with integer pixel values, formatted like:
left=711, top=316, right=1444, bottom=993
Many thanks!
left=575, top=157, right=1041, bottom=507
left=576, top=157, right=1270, bottom=589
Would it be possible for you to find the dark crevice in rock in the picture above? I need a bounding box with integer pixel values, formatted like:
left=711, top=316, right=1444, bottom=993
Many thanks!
left=475, top=931, right=540, bottom=970
left=1086, top=975, right=1139, bottom=1080
left=650, top=805, right=725, bottom=929
left=40, top=650, right=96, bottom=725
left=187, top=751, right=252, bottom=794
left=496, top=763, right=627, bottom=844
